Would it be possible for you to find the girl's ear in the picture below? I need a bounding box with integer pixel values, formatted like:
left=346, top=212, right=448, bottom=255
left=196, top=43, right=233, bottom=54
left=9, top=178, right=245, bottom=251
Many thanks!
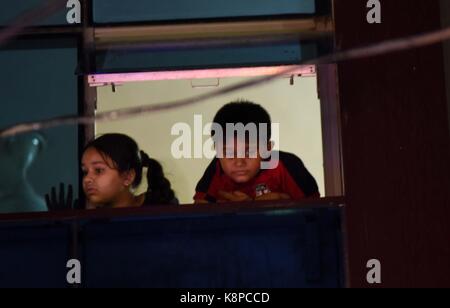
left=122, top=169, right=136, bottom=187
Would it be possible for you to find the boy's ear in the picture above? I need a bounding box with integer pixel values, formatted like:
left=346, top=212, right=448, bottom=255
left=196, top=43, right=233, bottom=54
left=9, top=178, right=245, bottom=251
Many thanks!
left=268, top=140, right=274, bottom=151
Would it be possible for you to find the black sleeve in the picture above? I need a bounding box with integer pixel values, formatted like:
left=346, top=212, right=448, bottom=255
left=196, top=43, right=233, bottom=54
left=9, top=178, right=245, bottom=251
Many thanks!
left=279, top=151, right=320, bottom=197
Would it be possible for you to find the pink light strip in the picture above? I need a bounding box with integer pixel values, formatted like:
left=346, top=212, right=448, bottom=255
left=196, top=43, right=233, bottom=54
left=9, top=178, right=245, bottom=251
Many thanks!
left=88, top=65, right=316, bottom=86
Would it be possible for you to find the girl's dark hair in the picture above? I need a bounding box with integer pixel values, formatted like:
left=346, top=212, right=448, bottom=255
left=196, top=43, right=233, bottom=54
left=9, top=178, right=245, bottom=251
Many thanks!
left=83, top=133, right=176, bottom=205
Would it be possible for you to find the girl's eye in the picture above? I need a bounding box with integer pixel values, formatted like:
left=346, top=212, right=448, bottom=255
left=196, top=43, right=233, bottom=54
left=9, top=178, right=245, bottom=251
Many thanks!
left=81, top=170, right=88, bottom=176
left=95, top=168, right=104, bottom=175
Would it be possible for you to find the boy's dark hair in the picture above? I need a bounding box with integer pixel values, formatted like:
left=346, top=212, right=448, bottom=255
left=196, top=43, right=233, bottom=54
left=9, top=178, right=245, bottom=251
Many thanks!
left=212, top=100, right=272, bottom=142
left=84, top=133, right=176, bottom=205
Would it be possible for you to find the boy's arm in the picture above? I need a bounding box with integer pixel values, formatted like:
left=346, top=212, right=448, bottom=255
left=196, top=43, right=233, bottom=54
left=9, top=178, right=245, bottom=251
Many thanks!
left=279, top=152, right=320, bottom=199
left=254, top=192, right=291, bottom=201
left=194, top=198, right=209, bottom=204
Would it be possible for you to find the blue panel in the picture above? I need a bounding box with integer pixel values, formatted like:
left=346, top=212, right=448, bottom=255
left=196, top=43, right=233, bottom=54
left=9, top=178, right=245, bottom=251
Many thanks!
left=0, top=0, right=74, bottom=26
left=96, top=42, right=318, bottom=73
left=0, top=39, right=79, bottom=212
left=83, top=208, right=344, bottom=288
left=94, top=0, right=320, bottom=24
left=0, top=223, right=70, bottom=288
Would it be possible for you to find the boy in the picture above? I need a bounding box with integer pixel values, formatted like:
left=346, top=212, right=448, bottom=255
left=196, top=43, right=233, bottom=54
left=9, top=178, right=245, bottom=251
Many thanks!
left=194, top=101, right=320, bottom=203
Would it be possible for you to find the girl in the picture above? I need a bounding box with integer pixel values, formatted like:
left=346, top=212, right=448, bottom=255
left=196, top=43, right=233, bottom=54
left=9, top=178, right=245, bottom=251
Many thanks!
left=81, top=133, right=177, bottom=209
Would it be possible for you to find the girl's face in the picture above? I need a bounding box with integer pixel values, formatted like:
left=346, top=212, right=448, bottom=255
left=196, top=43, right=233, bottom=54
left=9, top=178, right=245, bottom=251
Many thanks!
left=81, top=147, right=131, bottom=207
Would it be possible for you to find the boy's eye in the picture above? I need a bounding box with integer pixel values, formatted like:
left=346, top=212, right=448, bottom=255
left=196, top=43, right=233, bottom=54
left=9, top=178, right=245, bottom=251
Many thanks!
left=223, top=149, right=258, bottom=158
left=95, top=168, right=104, bottom=175
left=246, top=149, right=258, bottom=158
left=224, top=150, right=235, bottom=158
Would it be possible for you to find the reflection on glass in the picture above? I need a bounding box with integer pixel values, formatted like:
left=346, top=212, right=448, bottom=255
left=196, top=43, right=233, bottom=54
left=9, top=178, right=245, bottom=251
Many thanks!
left=0, top=133, right=47, bottom=213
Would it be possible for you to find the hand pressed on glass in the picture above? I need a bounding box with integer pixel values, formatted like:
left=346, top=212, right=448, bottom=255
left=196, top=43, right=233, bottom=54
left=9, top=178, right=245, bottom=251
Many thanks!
left=45, top=183, right=78, bottom=211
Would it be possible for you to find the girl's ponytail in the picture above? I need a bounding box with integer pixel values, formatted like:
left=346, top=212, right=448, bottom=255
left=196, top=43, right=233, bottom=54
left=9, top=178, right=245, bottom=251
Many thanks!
left=140, top=151, right=177, bottom=205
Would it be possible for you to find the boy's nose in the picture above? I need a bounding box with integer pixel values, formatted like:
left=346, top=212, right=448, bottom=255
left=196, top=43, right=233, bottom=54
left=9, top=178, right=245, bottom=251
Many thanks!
left=234, top=158, right=246, bottom=167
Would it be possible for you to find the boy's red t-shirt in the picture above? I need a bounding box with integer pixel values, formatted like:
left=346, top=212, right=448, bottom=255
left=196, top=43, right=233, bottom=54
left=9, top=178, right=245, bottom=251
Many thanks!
left=194, top=151, right=320, bottom=202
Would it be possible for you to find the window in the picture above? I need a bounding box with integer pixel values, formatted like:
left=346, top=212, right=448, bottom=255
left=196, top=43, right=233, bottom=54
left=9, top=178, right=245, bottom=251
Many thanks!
left=92, top=65, right=334, bottom=203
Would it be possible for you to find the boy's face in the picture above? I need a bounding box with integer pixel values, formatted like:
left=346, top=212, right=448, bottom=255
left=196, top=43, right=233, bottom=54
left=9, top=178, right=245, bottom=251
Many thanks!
left=217, top=138, right=269, bottom=184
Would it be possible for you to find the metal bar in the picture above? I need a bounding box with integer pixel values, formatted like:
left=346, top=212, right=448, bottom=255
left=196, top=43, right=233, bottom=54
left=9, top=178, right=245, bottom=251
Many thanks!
left=81, top=0, right=96, bottom=145
left=0, top=26, right=83, bottom=36
left=94, top=17, right=333, bottom=46
left=0, top=197, right=346, bottom=223
left=317, top=64, right=344, bottom=197
left=88, top=65, right=316, bottom=85
left=92, top=34, right=317, bottom=52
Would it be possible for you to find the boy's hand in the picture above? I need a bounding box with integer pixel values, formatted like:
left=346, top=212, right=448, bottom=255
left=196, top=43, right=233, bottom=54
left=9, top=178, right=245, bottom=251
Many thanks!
left=254, top=192, right=291, bottom=201
left=218, top=191, right=252, bottom=202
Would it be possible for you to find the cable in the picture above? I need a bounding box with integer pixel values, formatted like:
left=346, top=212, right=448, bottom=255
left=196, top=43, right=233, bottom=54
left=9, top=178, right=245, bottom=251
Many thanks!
left=0, top=0, right=67, bottom=46
left=2, top=24, right=450, bottom=138
left=1, top=1, right=450, bottom=138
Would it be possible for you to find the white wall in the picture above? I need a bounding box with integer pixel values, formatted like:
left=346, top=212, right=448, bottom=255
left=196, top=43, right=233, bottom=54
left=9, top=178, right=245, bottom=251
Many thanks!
left=97, top=76, right=324, bottom=204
